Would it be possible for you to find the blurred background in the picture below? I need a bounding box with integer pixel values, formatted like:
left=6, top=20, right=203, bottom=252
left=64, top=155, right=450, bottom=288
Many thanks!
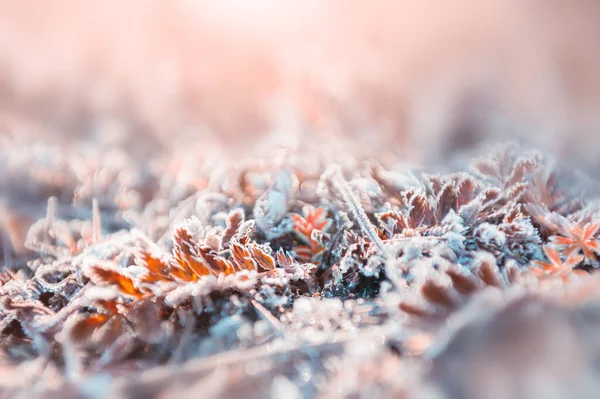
left=1, top=0, right=600, bottom=257
left=0, top=0, right=599, bottom=162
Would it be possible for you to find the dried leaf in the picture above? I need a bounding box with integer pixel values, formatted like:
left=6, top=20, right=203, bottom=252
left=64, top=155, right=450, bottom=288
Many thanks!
left=445, top=269, right=478, bottom=295
left=421, top=281, right=455, bottom=309
left=550, top=222, right=600, bottom=262
left=230, top=241, right=257, bottom=271
left=376, top=211, right=409, bottom=236
left=197, top=245, right=235, bottom=275
left=503, top=204, right=523, bottom=224
left=506, top=157, right=539, bottom=186
left=137, top=250, right=173, bottom=283
left=475, top=255, right=503, bottom=288
left=531, top=245, right=584, bottom=280
left=222, top=209, right=245, bottom=249
left=291, top=206, right=332, bottom=243
left=398, top=302, right=431, bottom=318
left=481, top=187, right=500, bottom=207
left=276, top=249, right=296, bottom=268
left=506, top=182, right=528, bottom=202
left=457, top=177, right=478, bottom=207
left=88, top=263, right=145, bottom=298
left=437, top=183, right=458, bottom=221
left=409, top=195, right=435, bottom=228
left=503, top=261, right=522, bottom=284
left=70, top=313, right=111, bottom=343
left=248, top=244, right=275, bottom=271
left=173, top=228, right=212, bottom=278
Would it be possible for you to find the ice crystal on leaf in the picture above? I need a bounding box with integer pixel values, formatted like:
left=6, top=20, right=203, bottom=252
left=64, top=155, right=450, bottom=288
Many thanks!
left=5, top=141, right=600, bottom=397
left=530, top=246, right=586, bottom=281
left=291, top=206, right=332, bottom=242
left=550, top=222, right=600, bottom=263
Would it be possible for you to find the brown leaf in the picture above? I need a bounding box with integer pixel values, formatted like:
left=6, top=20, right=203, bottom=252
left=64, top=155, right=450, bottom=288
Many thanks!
left=276, top=249, right=296, bottom=267
left=524, top=203, right=568, bottom=234
left=457, top=177, right=478, bottom=207
left=507, top=157, right=539, bottom=186
left=503, top=204, right=523, bottom=224
left=376, top=211, right=409, bottom=237
left=421, top=281, right=455, bottom=309
left=473, top=159, right=499, bottom=181
left=506, top=182, right=528, bottom=202
left=504, top=262, right=522, bottom=284
left=70, top=313, right=111, bottom=343
left=167, top=262, right=195, bottom=282
left=475, top=256, right=503, bottom=288
left=398, top=302, right=431, bottom=318
left=481, top=187, right=500, bottom=207
left=173, top=228, right=212, bottom=278
left=230, top=241, right=256, bottom=271
left=437, top=182, right=458, bottom=220
left=88, top=264, right=145, bottom=298
left=237, top=220, right=255, bottom=245
left=426, top=175, right=445, bottom=196
left=445, top=269, right=478, bottom=296
left=249, top=244, right=275, bottom=271
left=137, top=250, right=173, bottom=283
left=198, top=245, right=235, bottom=275
left=409, top=195, right=435, bottom=228
left=222, top=208, right=245, bottom=249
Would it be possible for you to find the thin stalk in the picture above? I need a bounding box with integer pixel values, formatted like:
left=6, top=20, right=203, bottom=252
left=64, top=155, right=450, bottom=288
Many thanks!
left=325, top=165, right=404, bottom=289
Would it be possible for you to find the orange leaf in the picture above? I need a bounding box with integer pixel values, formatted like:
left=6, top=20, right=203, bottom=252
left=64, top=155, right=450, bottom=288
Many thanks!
left=89, top=264, right=145, bottom=298
left=248, top=244, right=275, bottom=271
left=138, top=251, right=168, bottom=276
left=168, top=262, right=196, bottom=282
left=173, top=228, right=212, bottom=278
left=198, top=245, right=235, bottom=275
left=230, top=241, right=256, bottom=271
left=276, top=249, right=296, bottom=267
left=291, top=206, right=331, bottom=244
left=222, top=209, right=245, bottom=248
left=70, top=313, right=111, bottom=343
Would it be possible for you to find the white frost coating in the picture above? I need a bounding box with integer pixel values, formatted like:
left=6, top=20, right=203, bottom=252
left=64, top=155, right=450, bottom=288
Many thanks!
left=446, top=231, right=466, bottom=253
left=440, top=210, right=466, bottom=234
left=271, top=376, right=302, bottom=399
left=325, top=165, right=405, bottom=289
left=254, top=189, right=287, bottom=233
left=475, top=223, right=507, bottom=246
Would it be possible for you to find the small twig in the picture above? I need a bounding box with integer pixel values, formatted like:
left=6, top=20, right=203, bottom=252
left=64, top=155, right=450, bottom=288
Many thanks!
left=251, top=299, right=284, bottom=335
left=326, top=166, right=389, bottom=256
left=385, top=236, right=444, bottom=243
left=44, top=197, right=57, bottom=238
left=326, top=166, right=404, bottom=289
left=92, top=198, right=101, bottom=244
left=2, top=227, right=12, bottom=269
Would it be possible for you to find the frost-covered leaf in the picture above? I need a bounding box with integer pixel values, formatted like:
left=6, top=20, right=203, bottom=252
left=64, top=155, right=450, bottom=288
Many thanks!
left=172, top=228, right=212, bottom=278
left=86, top=262, right=145, bottom=298
left=254, top=189, right=287, bottom=234
left=221, top=208, right=245, bottom=249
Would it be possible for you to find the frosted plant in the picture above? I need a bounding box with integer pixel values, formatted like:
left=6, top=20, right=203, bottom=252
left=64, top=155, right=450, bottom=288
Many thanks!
left=3, top=139, right=600, bottom=398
